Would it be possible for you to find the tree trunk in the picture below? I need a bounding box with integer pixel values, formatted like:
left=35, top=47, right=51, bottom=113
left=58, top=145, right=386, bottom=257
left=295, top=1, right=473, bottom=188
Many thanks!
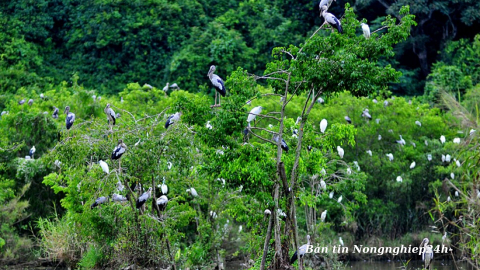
left=260, top=214, right=274, bottom=270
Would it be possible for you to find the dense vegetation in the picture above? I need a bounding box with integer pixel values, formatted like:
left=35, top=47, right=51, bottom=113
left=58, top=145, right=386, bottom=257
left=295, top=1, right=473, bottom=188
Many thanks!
left=0, top=0, right=479, bottom=269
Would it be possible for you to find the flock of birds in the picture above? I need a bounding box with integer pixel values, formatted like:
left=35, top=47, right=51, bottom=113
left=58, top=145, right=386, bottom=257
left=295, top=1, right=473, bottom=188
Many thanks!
left=2, top=1, right=472, bottom=268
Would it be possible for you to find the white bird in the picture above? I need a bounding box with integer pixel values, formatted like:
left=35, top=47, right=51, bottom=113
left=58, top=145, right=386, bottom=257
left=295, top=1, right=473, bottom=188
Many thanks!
left=346, top=168, right=352, bottom=175
left=316, top=97, right=324, bottom=104
left=321, top=6, right=343, bottom=33
left=318, top=0, right=334, bottom=9
left=447, top=196, right=451, bottom=202
left=1, top=111, right=7, bottom=117
left=206, top=121, right=213, bottom=129
left=442, top=232, right=447, bottom=243
left=396, top=135, right=406, bottom=145
left=442, top=154, right=446, bottom=162
left=338, top=196, right=343, bottom=203
left=321, top=168, right=326, bottom=175
left=455, top=191, right=459, bottom=197
left=210, top=211, right=217, bottom=219
left=264, top=209, right=271, bottom=215
left=247, top=106, right=263, bottom=123
left=329, top=191, right=334, bottom=199
left=64, top=106, right=75, bottom=130
left=415, top=120, right=422, bottom=127
left=167, top=162, right=172, bottom=170
left=144, top=83, right=153, bottom=89
left=384, top=100, right=389, bottom=107
left=386, top=153, right=394, bottom=161
left=216, top=178, right=226, bottom=187
left=28, top=99, right=34, bottom=106
left=296, top=116, right=302, bottom=125
left=208, top=65, right=226, bottom=106
left=420, top=238, right=434, bottom=270
left=339, top=237, right=344, bottom=246
left=290, top=235, right=311, bottom=264
left=361, top=23, right=370, bottom=38
left=40, top=93, right=44, bottom=99
left=165, top=112, right=181, bottom=129
left=440, top=135, right=446, bottom=144
left=427, top=154, right=432, bottom=161
left=376, top=118, right=380, bottom=124
left=163, top=83, right=169, bottom=92
left=337, top=146, right=344, bottom=159
left=99, top=160, right=109, bottom=174
left=116, top=180, right=124, bottom=192
left=470, top=129, right=476, bottom=135
left=446, top=154, right=451, bottom=163
left=411, top=142, right=416, bottom=148
left=136, top=187, right=152, bottom=209
left=353, top=161, right=360, bottom=171
left=238, top=225, right=243, bottom=233
left=187, top=188, right=198, bottom=197
left=112, top=193, right=127, bottom=202
left=410, top=161, right=416, bottom=169
left=320, top=180, right=326, bottom=190
left=161, top=178, right=168, bottom=195
left=450, top=173, right=454, bottom=179
left=453, top=138, right=460, bottom=144
left=29, top=146, right=36, bottom=159
left=156, top=195, right=169, bottom=211
left=361, top=108, right=372, bottom=120
left=320, top=119, right=328, bottom=133
left=366, top=150, right=372, bottom=156
left=425, top=140, right=428, bottom=146
left=396, top=176, right=403, bottom=182
left=456, top=160, right=461, bottom=167
left=378, top=135, right=382, bottom=140
left=18, top=99, right=25, bottom=105
left=169, top=83, right=179, bottom=89
left=120, top=97, right=124, bottom=103
left=321, top=210, right=327, bottom=222
left=277, top=209, right=287, bottom=219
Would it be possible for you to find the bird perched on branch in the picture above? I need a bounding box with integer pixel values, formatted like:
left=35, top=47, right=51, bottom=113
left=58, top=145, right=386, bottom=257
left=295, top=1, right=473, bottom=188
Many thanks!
left=29, top=146, right=36, bottom=159
left=111, top=139, right=127, bottom=160
left=91, top=196, right=108, bottom=209
left=156, top=195, right=168, bottom=211
left=165, top=112, right=181, bottom=129
left=208, top=65, right=226, bottom=106
left=321, top=6, right=343, bottom=34
left=273, top=134, right=289, bottom=152
left=361, top=23, right=370, bottom=38
left=290, top=235, right=311, bottom=264
left=247, top=106, right=263, bottom=125
left=136, top=187, right=152, bottom=209
left=104, top=103, right=116, bottom=128
left=64, top=106, right=75, bottom=138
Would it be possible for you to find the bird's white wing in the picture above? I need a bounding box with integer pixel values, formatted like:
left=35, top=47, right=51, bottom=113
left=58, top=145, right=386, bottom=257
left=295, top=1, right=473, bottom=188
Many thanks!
left=362, top=24, right=370, bottom=38
left=108, top=108, right=116, bottom=117
left=67, top=113, right=75, bottom=124
left=325, top=13, right=340, bottom=25
left=211, top=74, right=225, bottom=90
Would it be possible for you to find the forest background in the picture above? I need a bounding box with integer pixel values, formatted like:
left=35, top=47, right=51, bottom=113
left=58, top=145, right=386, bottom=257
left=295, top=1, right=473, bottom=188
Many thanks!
left=0, top=0, right=479, bottom=269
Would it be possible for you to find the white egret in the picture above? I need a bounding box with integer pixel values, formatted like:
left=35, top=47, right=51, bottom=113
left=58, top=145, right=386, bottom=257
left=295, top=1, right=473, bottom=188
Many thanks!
left=361, top=23, right=370, bottom=38
left=425, top=140, right=428, bottom=146
left=206, top=121, right=213, bottom=129
left=366, top=150, right=372, bottom=156
left=378, top=135, right=382, bottom=140
left=446, top=154, right=451, bottom=162
left=321, top=168, right=326, bottom=175
left=442, top=232, right=447, bottom=243
left=187, top=188, right=199, bottom=197
left=415, top=120, right=422, bottom=127
left=455, top=191, right=459, bottom=197
left=376, top=118, right=380, bottom=124
left=161, top=178, right=168, bottom=194
left=410, top=161, right=416, bottom=169
left=99, top=160, right=109, bottom=174
left=264, top=209, right=271, bottom=215
left=440, top=135, right=446, bottom=144
left=320, top=119, right=328, bottom=133
left=456, top=160, right=461, bottom=167
left=361, top=108, right=372, bottom=119
left=450, top=173, right=454, bottom=179
left=453, top=138, right=460, bottom=144
left=442, top=154, right=446, bottom=162
left=329, top=191, right=334, bottom=199
left=396, top=135, right=406, bottom=146
left=427, top=154, right=432, bottom=161
left=386, top=153, right=393, bottom=161
left=346, top=168, right=352, bottom=175
left=396, top=176, right=403, bottom=182
left=339, top=237, right=344, bottom=246
left=337, top=146, right=344, bottom=159
left=321, top=210, right=327, bottom=222
left=320, top=180, right=326, bottom=190
left=447, top=196, right=451, bottom=202
left=338, top=196, right=343, bottom=203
